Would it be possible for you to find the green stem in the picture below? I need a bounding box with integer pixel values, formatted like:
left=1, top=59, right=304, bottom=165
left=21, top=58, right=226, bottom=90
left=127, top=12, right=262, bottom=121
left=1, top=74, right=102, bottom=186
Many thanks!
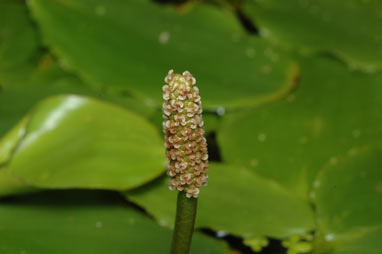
left=171, top=191, right=198, bottom=254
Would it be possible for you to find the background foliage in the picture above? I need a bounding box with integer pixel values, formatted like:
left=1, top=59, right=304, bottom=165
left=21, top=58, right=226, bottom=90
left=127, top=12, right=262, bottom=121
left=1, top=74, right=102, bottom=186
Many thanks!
left=0, top=0, right=381, bottom=253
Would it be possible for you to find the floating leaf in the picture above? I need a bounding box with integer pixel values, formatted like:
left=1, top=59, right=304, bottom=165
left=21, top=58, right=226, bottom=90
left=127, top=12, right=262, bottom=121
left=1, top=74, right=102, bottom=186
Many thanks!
left=243, top=0, right=382, bottom=71
left=0, top=58, right=90, bottom=137
left=28, top=0, right=298, bottom=108
left=126, top=163, right=315, bottom=239
left=0, top=167, right=37, bottom=196
left=0, top=54, right=156, bottom=138
left=0, top=0, right=38, bottom=70
left=218, top=56, right=382, bottom=198
left=0, top=55, right=158, bottom=196
left=327, top=227, right=382, bottom=254
left=313, top=147, right=382, bottom=253
left=0, top=117, right=28, bottom=165
left=8, top=95, right=166, bottom=191
left=0, top=191, right=226, bottom=253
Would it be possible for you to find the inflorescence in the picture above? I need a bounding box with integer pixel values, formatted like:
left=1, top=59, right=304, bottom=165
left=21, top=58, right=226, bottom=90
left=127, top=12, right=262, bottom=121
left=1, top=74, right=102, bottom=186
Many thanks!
left=162, top=70, right=208, bottom=198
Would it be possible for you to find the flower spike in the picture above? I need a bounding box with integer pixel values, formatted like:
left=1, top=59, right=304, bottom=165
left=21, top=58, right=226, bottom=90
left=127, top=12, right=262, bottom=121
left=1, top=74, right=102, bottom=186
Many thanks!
left=162, top=70, right=208, bottom=198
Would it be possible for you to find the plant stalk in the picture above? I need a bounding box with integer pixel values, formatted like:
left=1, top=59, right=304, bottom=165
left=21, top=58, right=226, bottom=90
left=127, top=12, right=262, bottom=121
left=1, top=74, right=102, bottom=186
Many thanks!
left=171, top=191, right=198, bottom=254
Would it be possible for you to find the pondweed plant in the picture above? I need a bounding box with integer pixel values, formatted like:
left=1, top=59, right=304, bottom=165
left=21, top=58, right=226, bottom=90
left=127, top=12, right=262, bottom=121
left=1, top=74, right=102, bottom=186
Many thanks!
left=162, top=70, right=208, bottom=253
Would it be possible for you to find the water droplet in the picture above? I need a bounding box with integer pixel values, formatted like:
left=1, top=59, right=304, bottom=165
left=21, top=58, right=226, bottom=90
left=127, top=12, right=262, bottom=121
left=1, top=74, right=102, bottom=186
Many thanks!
left=309, top=191, right=316, bottom=199
left=95, top=5, right=106, bottom=16
left=260, top=28, right=270, bottom=38
left=159, top=219, right=168, bottom=226
left=325, top=234, right=335, bottom=241
left=216, top=231, right=228, bottom=238
left=159, top=31, right=170, bottom=45
left=216, top=107, right=225, bottom=116
left=313, top=180, right=320, bottom=188
left=144, top=98, right=155, bottom=107
left=258, top=133, right=267, bottom=142
left=95, top=221, right=103, bottom=228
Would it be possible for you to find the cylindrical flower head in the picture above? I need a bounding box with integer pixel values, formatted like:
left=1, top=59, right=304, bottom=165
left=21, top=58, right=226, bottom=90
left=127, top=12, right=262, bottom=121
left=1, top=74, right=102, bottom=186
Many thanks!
left=162, top=70, right=208, bottom=198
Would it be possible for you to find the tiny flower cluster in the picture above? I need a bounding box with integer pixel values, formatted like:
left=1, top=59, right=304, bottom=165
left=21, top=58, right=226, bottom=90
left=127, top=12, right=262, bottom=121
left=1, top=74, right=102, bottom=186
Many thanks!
left=163, top=70, right=208, bottom=198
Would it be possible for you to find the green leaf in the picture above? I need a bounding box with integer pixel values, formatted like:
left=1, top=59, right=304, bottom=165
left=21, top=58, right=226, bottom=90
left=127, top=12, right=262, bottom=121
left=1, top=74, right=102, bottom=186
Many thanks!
left=0, top=167, right=37, bottom=196
left=0, top=192, right=227, bottom=253
left=0, top=58, right=89, bottom=137
left=0, top=54, right=156, bottom=138
left=0, top=55, right=158, bottom=196
left=218, top=56, right=382, bottom=198
left=243, top=0, right=382, bottom=71
left=313, top=147, right=382, bottom=253
left=327, top=227, right=382, bottom=254
left=8, top=95, right=166, bottom=191
left=126, top=163, right=315, bottom=238
left=0, top=117, right=29, bottom=165
left=0, top=0, right=38, bottom=70
left=28, top=0, right=298, bottom=108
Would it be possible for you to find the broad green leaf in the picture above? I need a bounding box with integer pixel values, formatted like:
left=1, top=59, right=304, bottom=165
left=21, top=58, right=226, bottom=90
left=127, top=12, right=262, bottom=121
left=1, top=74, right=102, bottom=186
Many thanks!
left=126, top=163, right=315, bottom=238
left=0, top=58, right=89, bottom=137
left=325, top=227, right=382, bottom=254
left=0, top=192, right=227, bottom=253
left=0, top=113, right=34, bottom=197
left=0, top=55, right=156, bottom=138
left=218, top=56, right=382, bottom=198
left=0, top=167, right=36, bottom=196
left=0, top=55, right=157, bottom=196
left=0, top=0, right=38, bottom=70
left=9, top=95, right=166, bottom=190
left=313, top=147, right=382, bottom=254
left=0, top=117, right=28, bottom=165
left=28, top=0, right=298, bottom=108
left=243, top=0, right=382, bottom=72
